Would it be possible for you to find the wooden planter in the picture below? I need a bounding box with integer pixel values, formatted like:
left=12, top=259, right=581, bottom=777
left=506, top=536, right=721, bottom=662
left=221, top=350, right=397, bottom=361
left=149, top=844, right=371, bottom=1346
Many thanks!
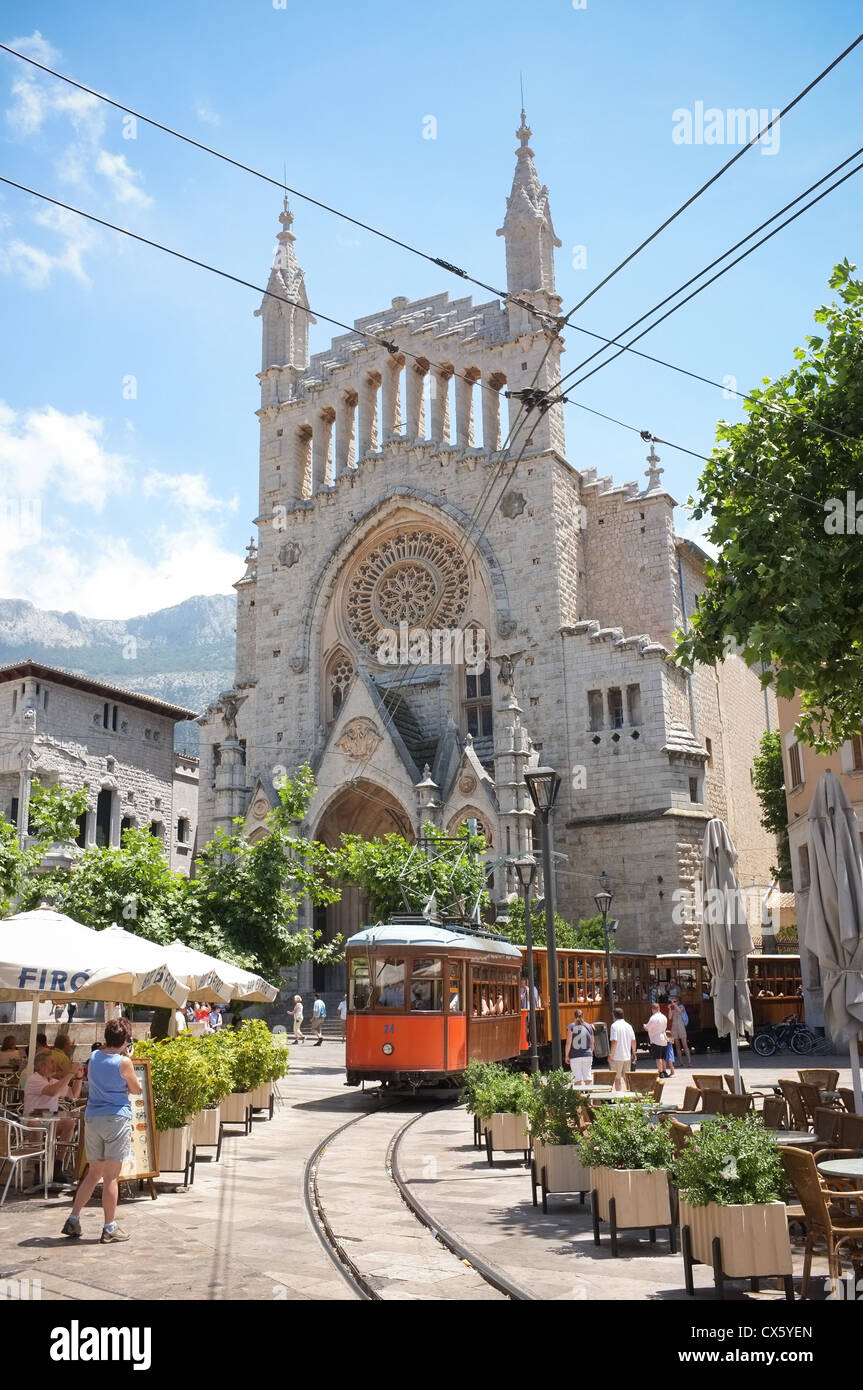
left=679, top=1199, right=793, bottom=1300
left=192, top=1105, right=223, bottom=1161
left=531, top=1140, right=591, bottom=1211
left=484, top=1112, right=530, bottom=1166
left=221, top=1090, right=253, bottom=1134
left=591, top=1166, right=675, bottom=1256
left=249, top=1080, right=274, bottom=1118
left=156, top=1124, right=194, bottom=1186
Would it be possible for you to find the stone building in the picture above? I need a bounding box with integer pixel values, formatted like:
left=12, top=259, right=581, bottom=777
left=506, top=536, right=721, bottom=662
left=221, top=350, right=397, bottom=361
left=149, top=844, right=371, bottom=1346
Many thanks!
left=0, top=660, right=199, bottom=875
left=198, top=112, right=778, bottom=977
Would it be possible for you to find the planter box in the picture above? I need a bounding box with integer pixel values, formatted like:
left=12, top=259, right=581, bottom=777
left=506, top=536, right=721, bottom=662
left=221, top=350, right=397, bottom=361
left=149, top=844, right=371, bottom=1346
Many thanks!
left=250, top=1081, right=273, bottom=1112
left=680, top=1199, right=792, bottom=1279
left=592, top=1166, right=672, bottom=1229
left=156, top=1124, right=191, bottom=1175
left=486, top=1112, right=529, bottom=1151
left=221, top=1091, right=252, bottom=1130
left=534, top=1140, right=591, bottom=1194
left=192, top=1106, right=221, bottom=1147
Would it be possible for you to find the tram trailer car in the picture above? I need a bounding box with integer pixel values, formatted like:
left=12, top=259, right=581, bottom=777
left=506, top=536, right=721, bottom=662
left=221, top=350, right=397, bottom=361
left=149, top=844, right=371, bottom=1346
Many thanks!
left=345, top=919, right=524, bottom=1088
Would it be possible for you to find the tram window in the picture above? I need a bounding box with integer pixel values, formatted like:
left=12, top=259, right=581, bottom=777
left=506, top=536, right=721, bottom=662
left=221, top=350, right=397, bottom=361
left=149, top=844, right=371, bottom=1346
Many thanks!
left=349, top=958, right=372, bottom=1012
left=449, top=962, right=463, bottom=1013
left=410, top=958, right=442, bottom=1012
left=677, top=969, right=696, bottom=992
left=374, top=958, right=405, bottom=1009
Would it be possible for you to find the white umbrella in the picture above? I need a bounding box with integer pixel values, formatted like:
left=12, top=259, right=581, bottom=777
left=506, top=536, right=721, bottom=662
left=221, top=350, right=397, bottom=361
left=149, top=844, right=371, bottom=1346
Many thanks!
left=0, top=908, right=189, bottom=1071
left=700, top=818, right=754, bottom=1095
left=162, top=939, right=279, bottom=1005
left=100, top=924, right=232, bottom=1005
left=804, top=770, right=863, bottom=1113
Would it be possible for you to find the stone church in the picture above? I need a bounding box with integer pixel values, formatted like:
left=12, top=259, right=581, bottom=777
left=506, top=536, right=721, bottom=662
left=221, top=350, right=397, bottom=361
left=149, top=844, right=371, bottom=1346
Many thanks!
left=198, top=113, right=778, bottom=978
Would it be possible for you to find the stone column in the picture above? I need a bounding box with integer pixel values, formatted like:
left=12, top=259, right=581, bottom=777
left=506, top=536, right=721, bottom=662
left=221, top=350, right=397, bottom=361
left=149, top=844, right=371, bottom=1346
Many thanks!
left=430, top=365, right=453, bottom=445
left=405, top=360, right=427, bottom=442
left=16, top=770, right=31, bottom=845
left=358, top=371, right=381, bottom=456
left=213, top=738, right=247, bottom=836
left=455, top=370, right=478, bottom=448
left=289, top=424, right=313, bottom=500
left=312, top=407, right=335, bottom=491
left=109, top=789, right=122, bottom=847
left=482, top=372, right=505, bottom=453
left=335, top=390, right=357, bottom=476
left=382, top=357, right=403, bottom=441
left=85, top=807, right=97, bottom=848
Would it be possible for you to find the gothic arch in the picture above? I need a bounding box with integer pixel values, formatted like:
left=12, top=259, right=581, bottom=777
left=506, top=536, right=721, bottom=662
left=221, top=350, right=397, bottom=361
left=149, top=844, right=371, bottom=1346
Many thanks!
left=446, top=806, right=495, bottom=848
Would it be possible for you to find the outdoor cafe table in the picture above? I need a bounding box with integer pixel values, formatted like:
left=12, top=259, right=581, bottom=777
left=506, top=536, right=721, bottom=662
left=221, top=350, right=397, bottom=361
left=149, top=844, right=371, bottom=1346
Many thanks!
left=768, top=1130, right=821, bottom=1147
left=817, top=1157, right=863, bottom=1180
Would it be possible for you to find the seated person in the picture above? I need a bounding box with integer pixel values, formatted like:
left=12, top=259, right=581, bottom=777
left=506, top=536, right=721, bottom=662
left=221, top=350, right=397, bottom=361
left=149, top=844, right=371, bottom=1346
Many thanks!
left=0, top=1034, right=23, bottom=1068
left=449, top=992, right=460, bottom=1013
left=480, top=993, right=491, bottom=1017
left=23, top=1050, right=84, bottom=1143
left=51, top=1032, right=77, bottom=1078
left=378, top=981, right=404, bottom=1008
left=495, top=992, right=505, bottom=1015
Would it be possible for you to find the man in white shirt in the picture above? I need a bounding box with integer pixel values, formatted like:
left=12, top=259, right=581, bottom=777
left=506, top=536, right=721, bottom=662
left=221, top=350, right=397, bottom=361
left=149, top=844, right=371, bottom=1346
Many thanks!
left=608, top=1007, right=637, bottom=1091
left=645, top=1002, right=670, bottom=1078
left=337, top=995, right=348, bottom=1041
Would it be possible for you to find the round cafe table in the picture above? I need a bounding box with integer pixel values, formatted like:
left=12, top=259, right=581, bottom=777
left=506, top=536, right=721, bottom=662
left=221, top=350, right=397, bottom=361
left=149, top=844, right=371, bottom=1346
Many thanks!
left=817, top=1157, right=863, bottom=1180
left=768, top=1130, right=821, bottom=1147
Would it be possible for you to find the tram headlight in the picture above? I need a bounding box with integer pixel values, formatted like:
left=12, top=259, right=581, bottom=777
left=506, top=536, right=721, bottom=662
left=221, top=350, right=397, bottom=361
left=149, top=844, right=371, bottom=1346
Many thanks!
left=382, top=1042, right=394, bottom=1055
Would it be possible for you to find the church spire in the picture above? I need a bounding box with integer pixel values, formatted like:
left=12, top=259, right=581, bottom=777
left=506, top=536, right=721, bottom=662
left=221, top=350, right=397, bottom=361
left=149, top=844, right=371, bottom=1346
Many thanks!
left=256, top=193, right=315, bottom=371
left=496, top=110, right=562, bottom=335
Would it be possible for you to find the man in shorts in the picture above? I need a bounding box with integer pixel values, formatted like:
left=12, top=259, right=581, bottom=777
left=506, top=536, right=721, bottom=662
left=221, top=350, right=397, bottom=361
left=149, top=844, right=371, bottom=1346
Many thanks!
left=608, top=1007, right=637, bottom=1091
left=62, top=1016, right=141, bottom=1244
left=645, top=1001, right=671, bottom=1079
left=564, top=1010, right=594, bottom=1084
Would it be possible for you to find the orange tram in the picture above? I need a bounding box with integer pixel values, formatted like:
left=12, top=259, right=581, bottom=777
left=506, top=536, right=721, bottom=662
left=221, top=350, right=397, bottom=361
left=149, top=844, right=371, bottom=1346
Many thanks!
left=344, top=917, right=803, bottom=1089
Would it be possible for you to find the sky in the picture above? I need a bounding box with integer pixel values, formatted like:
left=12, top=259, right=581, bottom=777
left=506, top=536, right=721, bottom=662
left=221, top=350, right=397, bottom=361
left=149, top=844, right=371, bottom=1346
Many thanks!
left=0, top=0, right=860, bottom=620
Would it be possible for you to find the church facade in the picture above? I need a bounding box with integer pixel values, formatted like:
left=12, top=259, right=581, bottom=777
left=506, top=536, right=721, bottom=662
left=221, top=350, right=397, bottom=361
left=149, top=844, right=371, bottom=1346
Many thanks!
left=197, top=114, right=778, bottom=963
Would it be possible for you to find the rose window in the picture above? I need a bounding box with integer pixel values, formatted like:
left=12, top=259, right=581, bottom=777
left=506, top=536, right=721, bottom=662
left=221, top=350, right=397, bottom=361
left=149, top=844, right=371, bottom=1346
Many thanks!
left=345, top=529, right=470, bottom=654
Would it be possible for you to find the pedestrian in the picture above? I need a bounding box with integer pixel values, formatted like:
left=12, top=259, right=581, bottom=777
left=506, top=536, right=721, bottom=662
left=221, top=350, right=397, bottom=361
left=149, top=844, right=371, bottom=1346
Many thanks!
left=311, top=993, right=326, bottom=1045
left=207, top=1005, right=224, bottom=1031
left=66, top=1001, right=77, bottom=1024
left=337, top=994, right=348, bottom=1042
left=292, top=994, right=305, bottom=1043
left=645, top=1001, right=670, bottom=1078
left=62, top=1016, right=142, bottom=1244
left=667, top=999, right=692, bottom=1065
left=608, top=1006, right=637, bottom=1091
left=665, top=1037, right=676, bottom=1078
left=564, top=1009, right=594, bottom=1084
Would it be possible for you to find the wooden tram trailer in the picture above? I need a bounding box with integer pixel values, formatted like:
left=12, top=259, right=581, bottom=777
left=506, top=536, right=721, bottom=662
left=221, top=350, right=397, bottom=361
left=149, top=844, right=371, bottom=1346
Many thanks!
left=345, top=918, right=524, bottom=1089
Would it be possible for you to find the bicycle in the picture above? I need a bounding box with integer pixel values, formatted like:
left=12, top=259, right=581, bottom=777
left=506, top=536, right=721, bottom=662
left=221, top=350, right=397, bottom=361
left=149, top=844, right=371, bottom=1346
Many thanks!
left=752, top=1013, right=817, bottom=1057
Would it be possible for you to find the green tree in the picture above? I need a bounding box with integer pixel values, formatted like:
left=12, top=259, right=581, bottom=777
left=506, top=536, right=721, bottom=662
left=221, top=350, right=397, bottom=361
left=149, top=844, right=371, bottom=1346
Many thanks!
left=28, top=781, right=88, bottom=844
left=676, top=262, right=863, bottom=752
left=0, top=780, right=88, bottom=913
left=500, top=898, right=609, bottom=950
left=330, top=822, right=489, bottom=923
left=751, top=730, right=792, bottom=885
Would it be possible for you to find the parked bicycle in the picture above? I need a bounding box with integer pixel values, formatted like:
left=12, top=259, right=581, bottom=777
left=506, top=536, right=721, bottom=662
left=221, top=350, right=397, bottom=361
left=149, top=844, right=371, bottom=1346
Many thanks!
left=752, top=1013, right=817, bottom=1057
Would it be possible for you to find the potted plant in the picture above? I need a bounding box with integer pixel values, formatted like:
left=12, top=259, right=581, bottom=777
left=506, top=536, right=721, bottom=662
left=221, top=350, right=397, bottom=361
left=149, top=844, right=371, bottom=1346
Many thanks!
left=578, top=1100, right=675, bottom=1255
left=525, top=1070, right=593, bottom=1209
left=134, top=1037, right=210, bottom=1184
left=187, top=1035, right=234, bottom=1160
left=249, top=1022, right=290, bottom=1118
left=471, top=1066, right=532, bottom=1165
left=462, top=1060, right=504, bottom=1148
left=674, top=1114, right=793, bottom=1298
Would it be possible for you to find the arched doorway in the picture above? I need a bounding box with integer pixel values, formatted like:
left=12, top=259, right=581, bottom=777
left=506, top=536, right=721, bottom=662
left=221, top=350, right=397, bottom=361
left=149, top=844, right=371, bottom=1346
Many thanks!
left=313, top=780, right=414, bottom=993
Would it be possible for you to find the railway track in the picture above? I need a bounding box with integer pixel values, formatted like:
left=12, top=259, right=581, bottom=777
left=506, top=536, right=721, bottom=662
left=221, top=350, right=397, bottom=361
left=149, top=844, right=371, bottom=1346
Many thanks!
left=304, top=1101, right=530, bottom=1301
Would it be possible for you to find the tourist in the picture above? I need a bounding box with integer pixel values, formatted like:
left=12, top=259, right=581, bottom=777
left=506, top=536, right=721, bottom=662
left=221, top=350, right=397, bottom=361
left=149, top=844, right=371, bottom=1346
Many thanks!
left=23, top=1050, right=83, bottom=1145
left=520, top=978, right=529, bottom=1010
left=62, top=1016, right=142, bottom=1244
left=665, top=1037, right=676, bottom=1078
left=311, top=993, right=326, bottom=1046
left=608, top=1007, right=637, bottom=1091
left=194, top=1002, right=211, bottom=1023
left=667, top=999, right=692, bottom=1065
left=50, top=1032, right=77, bottom=1079
left=645, top=1002, right=670, bottom=1078
left=66, top=1001, right=77, bottom=1024
left=337, top=994, right=348, bottom=1041
left=292, top=995, right=305, bottom=1043
left=0, top=1034, right=23, bottom=1067
left=207, top=1005, right=224, bottom=1031
left=564, top=1009, right=594, bottom=1084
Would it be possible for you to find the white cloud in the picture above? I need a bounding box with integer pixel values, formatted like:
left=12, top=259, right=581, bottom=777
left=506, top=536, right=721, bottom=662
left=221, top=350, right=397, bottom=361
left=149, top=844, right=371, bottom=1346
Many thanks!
left=195, top=102, right=221, bottom=128
left=0, top=399, right=126, bottom=510
left=0, top=204, right=96, bottom=288
left=95, top=150, right=152, bottom=208
left=143, top=469, right=238, bottom=515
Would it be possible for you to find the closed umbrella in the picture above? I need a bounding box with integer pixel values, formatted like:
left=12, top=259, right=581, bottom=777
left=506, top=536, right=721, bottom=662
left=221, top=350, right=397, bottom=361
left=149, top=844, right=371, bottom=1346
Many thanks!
left=161, top=939, right=279, bottom=1005
left=804, top=770, right=863, bottom=1113
left=700, top=818, right=754, bottom=1095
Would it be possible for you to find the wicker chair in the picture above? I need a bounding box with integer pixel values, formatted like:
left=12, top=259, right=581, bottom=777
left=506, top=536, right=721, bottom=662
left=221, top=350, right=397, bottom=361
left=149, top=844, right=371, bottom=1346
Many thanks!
left=838, top=1112, right=863, bottom=1153
left=669, top=1117, right=692, bottom=1156
left=838, top=1089, right=857, bottom=1114
left=779, top=1079, right=811, bottom=1131
left=780, top=1145, right=863, bottom=1298
left=625, top=1072, right=657, bottom=1095
left=693, top=1073, right=724, bottom=1091
left=798, top=1069, right=840, bottom=1092
left=718, top=1092, right=754, bottom=1117
left=700, top=1089, right=726, bottom=1114
left=798, top=1082, right=831, bottom=1128
left=591, top=1070, right=616, bottom=1088
left=682, top=1085, right=701, bottom=1113
left=813, top=1107, right=843, bottom=1148
left=762, top=1096, right=788, bottom=1129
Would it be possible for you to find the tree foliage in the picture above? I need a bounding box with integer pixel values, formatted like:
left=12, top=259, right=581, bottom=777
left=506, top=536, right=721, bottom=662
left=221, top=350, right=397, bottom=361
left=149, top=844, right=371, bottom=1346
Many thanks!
left=28, top=780, right=88, bottom=845
left=330, top=822, right=489, bottom=923
left=499, top=897, right=609, bottom=950
left=676, top=262, right=863, bottom=751
left=750, top=730, right=792, bottom=885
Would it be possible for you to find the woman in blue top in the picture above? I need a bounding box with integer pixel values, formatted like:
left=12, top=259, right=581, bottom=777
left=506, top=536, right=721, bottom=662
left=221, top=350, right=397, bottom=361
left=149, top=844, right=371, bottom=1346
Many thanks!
left=62, top=1016, right=141, bottom=1244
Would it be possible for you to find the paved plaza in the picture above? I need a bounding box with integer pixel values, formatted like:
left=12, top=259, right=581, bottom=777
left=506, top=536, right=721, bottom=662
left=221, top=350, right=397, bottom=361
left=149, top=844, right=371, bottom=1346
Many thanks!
left=0, top=1049, right=856, bottom=1302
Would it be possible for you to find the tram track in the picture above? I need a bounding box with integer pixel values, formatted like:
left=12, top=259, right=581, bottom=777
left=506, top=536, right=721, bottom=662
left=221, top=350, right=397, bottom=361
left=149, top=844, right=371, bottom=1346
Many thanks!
left=304, top=1099, right=522, bottom=1301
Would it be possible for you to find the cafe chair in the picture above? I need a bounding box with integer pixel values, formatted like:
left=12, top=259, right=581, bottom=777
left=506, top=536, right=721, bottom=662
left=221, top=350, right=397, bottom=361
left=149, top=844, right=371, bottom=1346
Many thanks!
left=693, top=1073, right=724, bottom=1091
left=625, top=1072, right=657, bottom=1095
left=700, top=1089, right=726, bottom=1114
left=718, top=1092, right=753, bottom=1117
left=590, top=1070, right=616, bottom=1088
left=762, top=1095, right=788, bottom=1130
left=0, top=1115, right=49, bottom=1206
left=780, top=1146, right=863, bottom=1299
left=798, top=1069, right=839, bottom=1092
left=797, top=1082, right=830, bottom=1128
left=681, top=1085, right=702, bottom=1113
left=838, top=1112, right=863, bottom=1155
left=779, top=1080, right=811, bottom=1131
left=838, top=1089, right=856, bottom=1114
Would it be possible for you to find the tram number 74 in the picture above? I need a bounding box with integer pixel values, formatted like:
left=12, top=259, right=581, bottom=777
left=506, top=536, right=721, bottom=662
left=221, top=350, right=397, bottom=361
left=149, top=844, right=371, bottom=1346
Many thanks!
left=383, top=1023, right=395, bottom=1034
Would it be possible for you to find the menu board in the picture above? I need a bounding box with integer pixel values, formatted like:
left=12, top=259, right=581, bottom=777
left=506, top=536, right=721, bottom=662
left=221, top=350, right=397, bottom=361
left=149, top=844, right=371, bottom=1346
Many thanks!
left=121, top=1059, right=158, bottom=1180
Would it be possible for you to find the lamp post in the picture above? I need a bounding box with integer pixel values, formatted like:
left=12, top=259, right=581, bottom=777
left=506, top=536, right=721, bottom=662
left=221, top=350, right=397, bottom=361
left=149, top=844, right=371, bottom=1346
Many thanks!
left=524, top=766, right=562, bottom=1070
left=594, top=870, right=615, bottom=1022
left=514, top=856, right=539, bottom=1074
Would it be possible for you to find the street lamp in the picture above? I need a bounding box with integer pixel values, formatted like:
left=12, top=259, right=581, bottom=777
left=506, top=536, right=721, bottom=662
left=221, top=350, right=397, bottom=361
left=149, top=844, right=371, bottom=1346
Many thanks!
left=594, top=870, right=615, bottom=1020
left=524, top=766, right=563, bottom=1069
left=514, top=856, right=539, bottom=1074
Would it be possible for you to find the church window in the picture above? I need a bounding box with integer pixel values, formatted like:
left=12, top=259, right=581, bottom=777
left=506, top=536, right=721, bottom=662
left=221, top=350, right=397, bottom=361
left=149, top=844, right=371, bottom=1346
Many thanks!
left=798, top=844, right=810, bottom=891
left=689, top=776, right=701, bottom=804
left=177, top=816, right=189, bottom=844
left=464, top=663, right=492, bottom=739
left=608, top=688, right=624, bottom=728
left=327, top=651, right=354, bottom=723
left=588, top=690, right=603, bottom=731
left=705, top=736, right=713, bottom=767
left=626, top=684, right=642, bottom=725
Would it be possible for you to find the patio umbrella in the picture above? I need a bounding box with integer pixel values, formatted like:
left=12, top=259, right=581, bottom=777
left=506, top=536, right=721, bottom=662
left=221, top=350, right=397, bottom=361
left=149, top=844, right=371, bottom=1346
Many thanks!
left=804, top=770, right=863, bottom=1113
left=0, top=907, right=189, bottom=1071
left=161, top=939, right=279, bottom=1005
left=700, top=818, right=754, bottom=1095
left=99, top=924, right=232, bottom=1005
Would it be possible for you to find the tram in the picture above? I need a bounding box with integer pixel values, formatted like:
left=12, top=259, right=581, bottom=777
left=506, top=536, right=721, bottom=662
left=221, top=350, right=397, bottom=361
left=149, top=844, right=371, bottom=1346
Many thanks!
left=345, top=916, right=523, bottom=1088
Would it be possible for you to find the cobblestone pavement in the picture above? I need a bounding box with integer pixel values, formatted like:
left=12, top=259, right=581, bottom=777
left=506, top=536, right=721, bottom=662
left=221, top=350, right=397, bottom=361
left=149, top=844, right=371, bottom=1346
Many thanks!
left=0, top=1049, right=854, bottom=1302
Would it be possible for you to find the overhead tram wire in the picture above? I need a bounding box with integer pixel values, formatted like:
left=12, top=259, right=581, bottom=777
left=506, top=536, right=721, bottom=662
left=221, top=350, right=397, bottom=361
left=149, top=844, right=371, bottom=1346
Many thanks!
left=553, top=148, right=863, bottom=402
left=0, top=42, right=554, bottom=332
left=0, top=175, right=520, bottom=408
left=557, top=30, right=863, bottom=324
